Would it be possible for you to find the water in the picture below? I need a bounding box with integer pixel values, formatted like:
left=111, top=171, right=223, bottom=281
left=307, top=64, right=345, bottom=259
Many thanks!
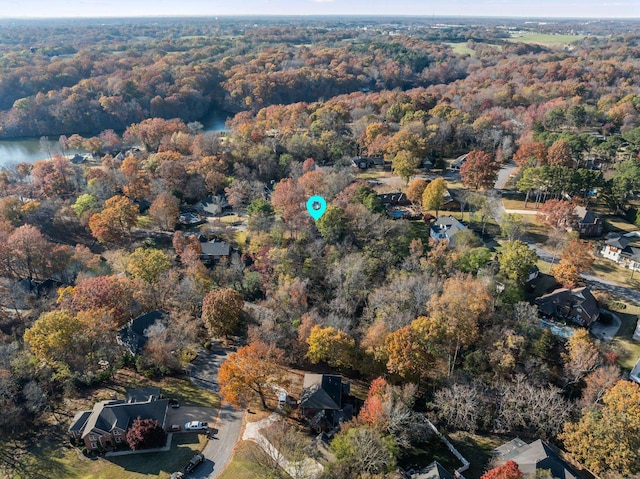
left=0, top=109, right=231, bottom=168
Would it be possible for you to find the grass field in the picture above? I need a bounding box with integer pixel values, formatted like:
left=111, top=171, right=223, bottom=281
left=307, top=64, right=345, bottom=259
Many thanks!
left=448, top=432, right=508, bottom=479
left=592, top=257, right=640, bottom=290
left=217, top=441, right=275, bottom=479
left=604, top=299, right=640, bottom=371
left=445, top=42, right=476, bottom=57
left=22, top=433, right=207, bottom=479
left=507, top=33, right=585, bottom=47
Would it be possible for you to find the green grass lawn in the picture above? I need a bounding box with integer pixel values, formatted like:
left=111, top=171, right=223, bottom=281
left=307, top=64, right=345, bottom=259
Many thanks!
left=445, top=42, right=476, bottom=57
left=22, top=433, right=207, bottom=479
left=448, top=431, right=507, bottom=479
left=604, top=300, right=640, bottom=371
left=507, top=33, right=585, bottom=47
left=217, top=441, right=276, bottom=479
left=592, top=257, right=640, bottom=290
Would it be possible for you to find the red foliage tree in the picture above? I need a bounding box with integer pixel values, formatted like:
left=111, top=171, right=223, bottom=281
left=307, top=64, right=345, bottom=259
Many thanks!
left=460, top=150, right=500, bottom=190
left=538, top=199, right=576, bottom=231
left=125, top=418, right=167, bottom=450
left=68, top=275, right=137, bottom=326
left=481, top=461, right=523, bottom=479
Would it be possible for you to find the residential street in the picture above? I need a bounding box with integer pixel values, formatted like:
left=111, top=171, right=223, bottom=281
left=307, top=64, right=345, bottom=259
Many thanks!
left=188, top=348, right=245, bottom=479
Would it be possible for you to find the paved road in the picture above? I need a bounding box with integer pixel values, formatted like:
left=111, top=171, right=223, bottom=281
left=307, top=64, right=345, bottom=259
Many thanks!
left=188, top=349, right=245, bottom=479
left=491, top=169, right=640, bottom=305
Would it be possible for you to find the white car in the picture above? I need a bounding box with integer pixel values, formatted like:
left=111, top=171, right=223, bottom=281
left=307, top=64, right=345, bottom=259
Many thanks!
left=184, top=421, right=208, bottom=431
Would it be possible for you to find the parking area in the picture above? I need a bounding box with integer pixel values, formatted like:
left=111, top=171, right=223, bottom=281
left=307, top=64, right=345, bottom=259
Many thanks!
left=166, top=406, right=217, bottom=433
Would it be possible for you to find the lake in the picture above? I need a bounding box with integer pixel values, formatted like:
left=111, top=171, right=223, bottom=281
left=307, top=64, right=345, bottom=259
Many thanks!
left=0, top=109, right=231, bottom=168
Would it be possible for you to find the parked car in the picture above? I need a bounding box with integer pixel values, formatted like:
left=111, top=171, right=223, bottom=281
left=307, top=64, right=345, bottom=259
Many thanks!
left=168, top=424, right=181, bottom=432
left=184, top=421, right=208, bottom=431
left=185, top=453, right=205, bottom=473
left=169, top=398, right=180, bottom=408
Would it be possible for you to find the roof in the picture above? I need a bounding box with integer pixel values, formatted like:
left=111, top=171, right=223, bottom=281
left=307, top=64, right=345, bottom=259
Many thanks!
left=118, top=310, right=168, bottom=355
left=536, top=286, right=599, bottom=323
left=574, top=206, right=599, bottom=225
left=494, top=438, right=582, bottom=479
left=80, top=398, right=169, bottom=439
left=430, top=215, right=468, bottom=245
left=300, top=374, right=343, bottom=411
left=126, top=387, right=161, bottom=403
left=201, top=240, right=231, bottom=258
left=605, top=235, right=631, bottom=250
left=68, top=410, right=92, bottom=432
left=410, top=461, right=455, bottom=479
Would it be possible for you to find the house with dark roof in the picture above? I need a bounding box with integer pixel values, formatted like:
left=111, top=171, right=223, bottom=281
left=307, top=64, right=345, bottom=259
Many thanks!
left=429, top=215, right=469, bottom=248
left=117, top=310, right=168, bottom=355
left=493, top=438, right=583, bottom=479
left=299, top=374, right=353, bottom=431
left=200, top=240, right=231, bottom=263
left=574, top=206, right=603, bottom=237
left=535, top=286, right=600, bottom=327
left=409, top=461, right=455, bottom=479
left=68, top=394, right=168, bottom=451
left=601, top=232, right=640, bottom=272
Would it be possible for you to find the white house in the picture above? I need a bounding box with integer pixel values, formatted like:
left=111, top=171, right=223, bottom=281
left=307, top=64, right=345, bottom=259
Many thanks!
left=429, top=215, right=469, bottom=248
left=601, top=232, right=640, bottom=272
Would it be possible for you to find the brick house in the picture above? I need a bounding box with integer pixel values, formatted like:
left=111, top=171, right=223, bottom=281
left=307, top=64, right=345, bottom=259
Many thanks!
left=68, top=389, right=168, bottom=451
left=535, top=286, right=600, bottom=327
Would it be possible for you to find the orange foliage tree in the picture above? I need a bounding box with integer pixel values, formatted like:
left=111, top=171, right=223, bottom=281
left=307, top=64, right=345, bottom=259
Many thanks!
left=218, top=341, right=286, bottom=409
left=481, top=461, right=523, bottom=479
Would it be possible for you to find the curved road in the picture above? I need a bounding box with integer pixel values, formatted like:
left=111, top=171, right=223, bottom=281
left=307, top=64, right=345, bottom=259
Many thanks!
left=188, top=349, right=244, bottom=479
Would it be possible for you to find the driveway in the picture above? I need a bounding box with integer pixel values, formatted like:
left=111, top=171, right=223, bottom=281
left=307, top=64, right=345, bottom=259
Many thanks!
left=166, top=406, right=217, bottom=432
left=188, top=348, right=245, bottom=479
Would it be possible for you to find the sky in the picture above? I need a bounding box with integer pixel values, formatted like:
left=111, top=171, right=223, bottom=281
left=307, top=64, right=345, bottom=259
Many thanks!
left=0, top=0, right=639, bottom=19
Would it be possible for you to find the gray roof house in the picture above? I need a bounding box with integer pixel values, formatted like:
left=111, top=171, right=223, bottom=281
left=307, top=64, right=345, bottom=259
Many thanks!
left=409, top=461, right=455, bottom=479
left=493, top=438, right=583, bottom=479
left=601, top=232, right=640, bottom=272
left=68, top=394, right=168, bottom=451
left=200, top=240, right=231, bottom=262
left=117, top=310, right=168, bottom=355
left=300, top=374, right=352, bottom=431
left=535, top=286, right=600, bottom=327
left=429, top=215, right=469, bottom=248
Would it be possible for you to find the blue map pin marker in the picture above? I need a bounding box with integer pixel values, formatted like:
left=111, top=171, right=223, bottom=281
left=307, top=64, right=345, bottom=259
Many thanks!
left=306, top=195, right=327, bottom=221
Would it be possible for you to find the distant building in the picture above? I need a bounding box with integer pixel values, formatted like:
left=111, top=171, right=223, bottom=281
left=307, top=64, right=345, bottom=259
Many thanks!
left=429, top=215, right=469, bottom=248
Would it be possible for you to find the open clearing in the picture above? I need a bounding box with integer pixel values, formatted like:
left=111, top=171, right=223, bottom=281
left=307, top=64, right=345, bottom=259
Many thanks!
left=507, top=33, right=585, bottom=47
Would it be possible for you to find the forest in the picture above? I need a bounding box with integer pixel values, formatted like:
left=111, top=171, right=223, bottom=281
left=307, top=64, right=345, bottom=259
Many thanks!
left=1, top=15, right=640, bottom=479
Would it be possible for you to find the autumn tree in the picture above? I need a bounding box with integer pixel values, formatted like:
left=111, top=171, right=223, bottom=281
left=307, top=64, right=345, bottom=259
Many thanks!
left=202, top=288, right=244, bottom=339
left=126, top=247, right=171, bottom=284
left=218, top=341, right=286, bottom=409
left=547, top=139, right=573, bottom=168
left=24, top=310, right=81, bottom=367
left=126, top=418, right=167, bottom=450
left=560, top=239, right=594, bottom=272
left=392, top=149, right=420, bottom=183
left=149, top=192, right=179, bottom=231
left=562, top=329, right=601, bottom=387
left=561, top=380, right=640, bottom=476
left=513, top=142, right=547, bottom=167
left=481, top=461, right=523, bottom=479
left=550, top=262, right=580, bottom=289
left=422, top=177, right=447, bottom=217
left=460, top=150, right=500, bottom=190
left=428, top=275, right=493, bottom=376
left=67, top=275, right=137, bottom=325
left=497, top=240, right=538, bottom=285
left=89, top=195, right=139, bottom=244
left=579, top=365, right=621, bottom=409
left=538, top=199, right=576, bottom=231
left=433, top=382, right=488, bottom=433
left=329, top=425, right=398, bottom=477
left=306, top=325, right=356, bottom=369
left=406, top=178, right=428, bottom=207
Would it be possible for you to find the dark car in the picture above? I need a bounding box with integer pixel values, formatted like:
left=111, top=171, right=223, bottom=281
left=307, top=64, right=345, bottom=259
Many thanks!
left=169, top=398, right=180, bottom=408
left=185, top=453, right=205, bottom=473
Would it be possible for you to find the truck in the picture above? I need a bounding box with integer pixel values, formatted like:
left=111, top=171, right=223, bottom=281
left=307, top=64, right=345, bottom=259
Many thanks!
left=185, top=453, right=205, bottom=473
